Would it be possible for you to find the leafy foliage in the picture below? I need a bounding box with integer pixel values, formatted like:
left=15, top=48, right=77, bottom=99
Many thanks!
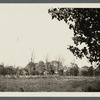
left=0, top=65, right=4, bottom=75
left=3, top=66, right=16, bottom=75
left=88, top=66, right=94, bottom=76
left=79, top=66, right=89, bottom=76
left=70, top=63, right=79, bottom=76
left=48, top=8, right=100, bottom=65
left=36, top=61, right=45, bottom=75
left=25, top=62, right=36, bottom=75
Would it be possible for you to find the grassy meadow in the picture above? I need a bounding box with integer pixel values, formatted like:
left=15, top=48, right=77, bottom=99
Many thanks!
left=0, top=76, right=100, bottom=92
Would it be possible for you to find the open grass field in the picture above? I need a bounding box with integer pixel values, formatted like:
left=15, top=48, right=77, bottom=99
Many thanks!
left=0, top=76, right=100, bottom=92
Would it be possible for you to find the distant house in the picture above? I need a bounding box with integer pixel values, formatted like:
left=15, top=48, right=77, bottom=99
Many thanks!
left=44, top=62, right=51, bottom=74
left=63, top=66, right=71, bottom=76
left=63, top=66, right=67, bottom=73
left=44, top=62, right=55, bottom=75
left=50, top=60, right=62, bottom=74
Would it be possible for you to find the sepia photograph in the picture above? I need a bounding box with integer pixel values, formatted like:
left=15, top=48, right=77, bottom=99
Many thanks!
left=0, top=3, right=100, bottom=94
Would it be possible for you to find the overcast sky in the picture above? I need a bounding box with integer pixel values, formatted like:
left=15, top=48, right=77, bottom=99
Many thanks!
left=0, top=4, right=92, bottom=67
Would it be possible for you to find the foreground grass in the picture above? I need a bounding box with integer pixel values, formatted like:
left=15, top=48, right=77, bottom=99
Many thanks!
left=0, top=76, right=100, bottom=92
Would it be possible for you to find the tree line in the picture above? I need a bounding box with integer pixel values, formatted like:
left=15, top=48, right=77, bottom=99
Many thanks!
left=0, top=60, right=100, bottom=77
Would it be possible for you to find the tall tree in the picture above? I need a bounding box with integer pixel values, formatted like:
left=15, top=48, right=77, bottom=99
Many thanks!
left=25, top=62, right=36, bottom=75
left=48, top=8, right=100, bottom=70
left=36, top=61, right=45, bottom=75
left=0, top=64, right=4, bottom=75
left=70, top=62, right=79, bottom=76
